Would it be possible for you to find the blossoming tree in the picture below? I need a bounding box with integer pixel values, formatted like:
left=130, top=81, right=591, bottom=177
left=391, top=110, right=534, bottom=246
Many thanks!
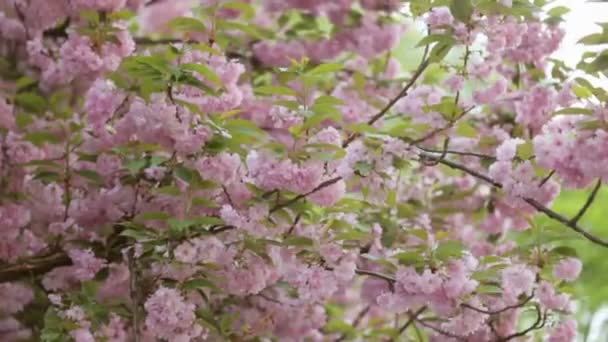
left=1, top=0, right=607, bottom=340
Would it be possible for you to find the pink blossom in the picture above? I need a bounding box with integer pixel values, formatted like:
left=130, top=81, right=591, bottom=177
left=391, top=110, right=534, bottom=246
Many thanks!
left=144, top=287, right=207, bottom=341
left=548, top=319, right=577, bottom=342
left=553, top=258, right=582, bottom=282
left=501, top=264, right=535, bottom=301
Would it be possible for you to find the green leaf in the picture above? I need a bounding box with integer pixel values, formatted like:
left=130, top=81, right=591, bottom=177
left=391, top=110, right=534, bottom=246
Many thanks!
left=325, top=319, right=356, bottom=335
left=428, top=41, right=453, bottom=63
left=434, top=241, right=465, bottom=261
left=416, top=34, right=456, bottom=47
left=24, top=132, right=61, bottom=146
left=314, top=95, right=344, bottom=106
left=555, top=107, right=594, bottom=115
left=578, top=33, right=608, bottom=45
left=119, top=228, right=156, bottom=240
left=15, top=76, right=37, bottom=91
left=216, top=20, right=271, bottom=39
left=135, top=212, right=171, bottom=221
left=169, top=17, right=207, bottom=32
left=181, top=63, right=223, bottom=87
left=450, top=0, right=474, bottom=23
left=307, top=63, right=343, bottom=75
left=334, top=229, right=371, bottom=241
left=75, top=170, right=104, bottom=185
left=15, top=92, right=47, bottom=113
left=572, top=85, right=593, bottom=98
left=221, top=1, right=256, bottom=19
left=255, top=85, right=297, bottom=97
left=516, top=140, right=534, bottom=160
left=547, top=6, right=570, bottom=17
left=551, top=246, right=578, bottom=258
left=126, top=159, right=148, bottom=176
left=34, top=170, right=61, bottom=183
left=283, top=235, right=315, bottom=247
left=393, top=251, right=425, bottom=266
left=182, top=278, right=221, bottom=292
left=456, top=121, right=477, bottom=138
left=354, top=161, right=374, bottom=177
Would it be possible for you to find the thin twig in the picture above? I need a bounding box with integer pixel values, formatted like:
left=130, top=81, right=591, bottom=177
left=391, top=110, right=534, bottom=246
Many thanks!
left=497, top=305, right=546, bottom=342
left=570, top=178, right=602, bottom=224
left=538, top=170, right=555, bottom=188
left=461, top=293, right=534, bottom=315
left=391, top=306, right=427, bottom=341
left=269, top=177, right=342, bottom=213
left=342, top=58, right=430, bottom=148
left=421, top=153, right=608, bottom=248
left=415, top=319, right=466, bottom=341
left=335, top=306, right=371, bottom=342
left=354, top=268, right=396, bottom=284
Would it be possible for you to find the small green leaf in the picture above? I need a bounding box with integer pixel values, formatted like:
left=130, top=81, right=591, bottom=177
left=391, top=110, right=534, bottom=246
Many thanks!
left=416, top=34, right=456, bottom=47
left=516, top=140, right=534, bottom=160
left=283, top=235, right=315, bottom=247
left=393, top=251, right=425, bottom=266
left=169, top=17, right=207, bottom=32
left=450, top=0, right=473, bottom=23
left=572, top=85, right=593, bottom=98
left=119, top=229, right=156, bottom=240
left=182, top=278, right=221, bottom=292
left=555, top=107, right=594, bottom=115
left=75, top=170, right=104, bottom=185
left=24, top=132, right=61, bottom=146
left=434, top=240, right=465, bottom=261
left=547, top=6, right=570, bottom=17
left=15, top=92, right=47, bottom=113
left=551, top=246, right=578, bottom=258
left=181, top=63, right=223, bottom=87
left=354, top=161, right=374, bottom=177
left=135, top=212, right=171, bottom=221
left=456, top=122, right=477, bottom=138
left=307, top=63, right=343, bottom=75
left=428, top=41, right=453, bottom=63
left=255, top=85, right=297, bottom=97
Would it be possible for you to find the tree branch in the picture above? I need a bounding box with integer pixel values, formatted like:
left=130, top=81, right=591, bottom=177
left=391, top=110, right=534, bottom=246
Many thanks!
left=570, top=178, right=602, bottom=224
left=0, top=251, right=71, bottom=283
left=391, top=306, right=427, bottom=341
left=461, top=293, right=534, bottom=315
left=335, top=305, right=371, bottom=342
left=269, top=176, right=342, bottom=213
left=422, top=153, right=608, bottom=248
left=342, top=58, right=430, bottom=148
left=497, top=304, right=546, bottom=342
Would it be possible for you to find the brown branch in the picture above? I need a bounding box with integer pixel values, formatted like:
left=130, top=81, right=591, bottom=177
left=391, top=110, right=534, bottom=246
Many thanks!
left=570, top=178, right=602, bottom=224
left=134, top=37, right=198, bottom=45
left=0, top=251, right=71, bottom=283
left=538, top=170, right=555, bottom=188
left=269, top=176, right=342, bottom=213
left=335, top=305, right=371, bottom=342
left=524, top=198, right=608, bottom=248
left=354, top=268, right=396, bottom=284
left=422, top=153, right=608, bottom=248
left=415, top=318, right=466, bottom=341
left=497, top=305, right=546, bottom=342
left=461, top=293, right=534, bottom=315
left=391, top=306, right=427, bottom=341
left=416, top=147, right=496, bottom=161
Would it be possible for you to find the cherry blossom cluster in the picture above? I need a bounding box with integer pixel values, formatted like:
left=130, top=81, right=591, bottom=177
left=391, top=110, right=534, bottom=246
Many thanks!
left=0, top=0, right=601, bottom=341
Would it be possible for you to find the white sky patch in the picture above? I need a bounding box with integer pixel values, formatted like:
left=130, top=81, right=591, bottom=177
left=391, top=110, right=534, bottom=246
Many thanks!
left=552, top=0, right=608, bottom=87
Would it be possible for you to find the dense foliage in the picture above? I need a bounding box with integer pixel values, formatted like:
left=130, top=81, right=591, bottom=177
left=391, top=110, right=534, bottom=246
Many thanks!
left=1, top=0, right=608, bottom=341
